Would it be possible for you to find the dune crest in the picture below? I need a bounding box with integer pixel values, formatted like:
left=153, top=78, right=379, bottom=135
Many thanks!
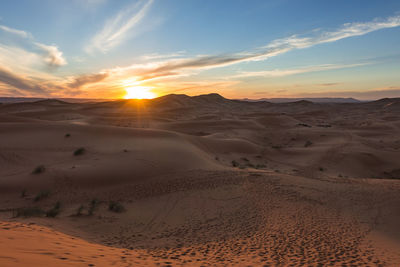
left=1, top=94, right=400, bottom=266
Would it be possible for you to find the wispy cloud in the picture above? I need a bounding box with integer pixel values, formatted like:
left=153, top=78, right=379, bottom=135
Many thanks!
left=264, top=15, right=400, bottom=51
left=68, top=73, right=109, bottom=88
left=140, top=51, right=186, bottom=61
left=230, top=63, right=369, bottom=78
left=0, top=67, right=47, bottom=94
left=79, top=0, right=107, bottom=6
left=113, top=15, right=400, bottom=81
left=86, top=0, right=154, bottom=53
left=0, top=24, right=31, bottom=38
left=0, top=24, right=68, bottom=96
left=0, top=24, right=67, bottom=69
left=317, top=83, right=341, bottom=87
left=0, top=44, right=42, bottom=75
left=35, top=43, right=67, bottom=67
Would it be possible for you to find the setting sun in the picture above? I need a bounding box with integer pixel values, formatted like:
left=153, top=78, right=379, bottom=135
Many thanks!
left=123, top=86, right=156, bottom=99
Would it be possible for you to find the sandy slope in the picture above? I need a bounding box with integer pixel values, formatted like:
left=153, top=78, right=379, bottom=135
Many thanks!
left=0, top=122, right=223, bottom=192
left=0, top=221, right=151, bottom=267
left=1, top=94, right=400, bottom=266
left=1, top=170, right=400, bottom=266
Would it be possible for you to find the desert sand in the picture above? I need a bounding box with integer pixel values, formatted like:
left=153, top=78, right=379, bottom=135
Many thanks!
left=1, top=94, right=400, bottom=266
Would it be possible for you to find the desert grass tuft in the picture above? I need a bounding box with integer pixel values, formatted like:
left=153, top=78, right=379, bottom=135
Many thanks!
left=21, top=189, right=27, bottom=198
left=88, top=199, right=99, bottom=215
left=34, top=190, right=50, bottom=202
left=304, top=140, right=313, bottom=147
left=108, top=201, right=125, bottom=213
left=256, top=164, right=266, bottom=169
left=14, top=207, right=44, bottom=217
left=75, top=205, right=85, bottom=216
left=46, top=201, right=61, bottom=217
left=73, top=147, right=85, bottom=156
left=32, top=165, right=45, bottom=174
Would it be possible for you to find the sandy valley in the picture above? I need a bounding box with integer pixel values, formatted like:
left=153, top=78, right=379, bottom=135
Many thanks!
left=1, top=94, right=400, bottom=266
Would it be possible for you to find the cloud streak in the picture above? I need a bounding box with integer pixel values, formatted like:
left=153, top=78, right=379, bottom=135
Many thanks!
left=79, top=0, right=107, bottom=7
left=230, top=63, right=369, bottom=78
left=68, top=73, right=109, bottom=88
left=0, top=67, right=47, bottom=94
left=86, top=0, right=154, bottom=53
left=265, top=15, right=400, bottom=50
left=35, top=43, right=67, bottom=67
left=0, top=24, right=31, bottom=39
left=0, top=24, right=67, bottom=69
left=114, top=15, right=400, bottom=81
left=140, top=51, right=186, bottom=61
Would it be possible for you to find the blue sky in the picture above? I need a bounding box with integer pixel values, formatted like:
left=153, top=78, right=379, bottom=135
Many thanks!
left=0, top=0, right=400, bottom=99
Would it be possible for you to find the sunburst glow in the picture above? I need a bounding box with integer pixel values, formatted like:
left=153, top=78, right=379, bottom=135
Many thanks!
left=123, top=86, right=156, bottom=99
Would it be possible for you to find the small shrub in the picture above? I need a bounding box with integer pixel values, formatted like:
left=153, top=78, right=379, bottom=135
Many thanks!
left=21, top=189, right=27, bottom=198
left=241, top=157, right=249, bottom=162
left=247, top=163, right=255, bottom=168
left=88, top=199, right=99, bottom=215
left=256, top=164, right=266, bottom=169
left=73, top=147, right=85, bottom=156
left=231, top=160, right=239, bottom=167
left=46, top=201, right=61, bottom=217
left=298, top=123, right=311, bottom=128
left=108, top=201, right=125, bottom=213
left=75, top=205, right=85, bottom=216
left=14, top=207, right=44, bottom=217
left=65, top=133, right=71, bottom=138
left=34, top=190, right=50, bottom=202
left=304, top=140, right=313, bottom=147
left=32, top=165, right=45, bottom=174
left=123, top=149, right=128, bottom=152
left=319, top=167, right=325, bottom=172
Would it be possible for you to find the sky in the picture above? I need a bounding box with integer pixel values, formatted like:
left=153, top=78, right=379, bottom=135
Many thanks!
left=0, top=0, right=400, bottom=100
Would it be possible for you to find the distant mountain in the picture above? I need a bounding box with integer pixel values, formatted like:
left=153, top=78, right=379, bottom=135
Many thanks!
left=147, top=93, right=235, bottom=110
left=241, top=97, right=362, bottom=103
left=0, top=96, right=367, bottom=105
left=0, top=97, right=105, bottom=103
left=1, top=94, right=400, bottom=116
left=0, top=97, right=44, bottom=103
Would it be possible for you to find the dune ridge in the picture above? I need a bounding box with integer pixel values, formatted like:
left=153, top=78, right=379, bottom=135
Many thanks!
left=1, top=93, right=400, bottom=266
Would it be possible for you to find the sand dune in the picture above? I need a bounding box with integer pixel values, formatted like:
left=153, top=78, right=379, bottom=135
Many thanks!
left=1, top=94, right=400, bottom=266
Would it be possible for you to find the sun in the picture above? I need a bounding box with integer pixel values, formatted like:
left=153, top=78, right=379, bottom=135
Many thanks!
left=123, top=86, right=156, bottom=99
